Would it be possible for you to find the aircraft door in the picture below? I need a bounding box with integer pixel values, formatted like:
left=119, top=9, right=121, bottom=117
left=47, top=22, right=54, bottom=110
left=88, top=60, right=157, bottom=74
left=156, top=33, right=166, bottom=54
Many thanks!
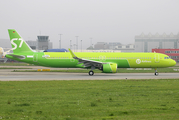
left=33, top=54, right=38, bottom=62
left=155, top=54, right=159, bottom=63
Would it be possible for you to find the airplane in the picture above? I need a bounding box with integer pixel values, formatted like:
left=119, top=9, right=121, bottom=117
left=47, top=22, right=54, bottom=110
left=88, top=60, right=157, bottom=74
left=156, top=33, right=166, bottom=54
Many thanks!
left=0, top=29, right=176, bottom=76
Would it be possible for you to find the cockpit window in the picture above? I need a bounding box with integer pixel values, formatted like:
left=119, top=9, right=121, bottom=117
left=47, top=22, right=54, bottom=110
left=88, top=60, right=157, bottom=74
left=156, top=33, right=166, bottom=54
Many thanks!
left=164, top=57, right=170, bottom=59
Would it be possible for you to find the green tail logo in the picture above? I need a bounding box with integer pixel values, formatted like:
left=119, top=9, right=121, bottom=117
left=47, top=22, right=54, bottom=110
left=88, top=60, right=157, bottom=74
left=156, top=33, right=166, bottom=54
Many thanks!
left=8, top=29, right=33, bottom=53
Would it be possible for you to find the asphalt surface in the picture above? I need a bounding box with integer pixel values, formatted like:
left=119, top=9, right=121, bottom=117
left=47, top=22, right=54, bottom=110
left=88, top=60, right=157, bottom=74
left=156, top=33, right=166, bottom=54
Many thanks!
left=0, top=66, right=179, bottom=81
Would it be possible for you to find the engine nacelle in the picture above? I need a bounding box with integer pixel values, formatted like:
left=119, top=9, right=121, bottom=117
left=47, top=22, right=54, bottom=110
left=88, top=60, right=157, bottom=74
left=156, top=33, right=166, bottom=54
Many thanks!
left=0, top=47, right=12, bottom=58
left=0, top=47, right=5, bottom=58
left=102, top=63, right=117, bottom=73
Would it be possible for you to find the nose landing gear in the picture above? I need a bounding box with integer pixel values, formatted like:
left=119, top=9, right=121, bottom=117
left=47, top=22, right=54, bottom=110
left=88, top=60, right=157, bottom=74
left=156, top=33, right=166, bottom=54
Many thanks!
left=154, top=69, right=159, bottom=76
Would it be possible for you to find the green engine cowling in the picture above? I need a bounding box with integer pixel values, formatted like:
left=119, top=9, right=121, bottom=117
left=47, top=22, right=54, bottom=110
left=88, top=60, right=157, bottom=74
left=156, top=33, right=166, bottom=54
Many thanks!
left=102, top=63, right=117, bottom=73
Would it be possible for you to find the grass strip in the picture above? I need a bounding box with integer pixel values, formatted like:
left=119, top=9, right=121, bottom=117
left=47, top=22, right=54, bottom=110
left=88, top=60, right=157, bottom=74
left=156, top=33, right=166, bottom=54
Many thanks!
left=0, top=79, right=179, bottom=119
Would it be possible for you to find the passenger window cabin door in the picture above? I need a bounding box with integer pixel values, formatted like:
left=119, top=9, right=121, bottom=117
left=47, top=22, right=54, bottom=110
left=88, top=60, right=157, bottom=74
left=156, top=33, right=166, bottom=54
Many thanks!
left=33, top=54, right=38, bottom=62
left=155, top=54, right=159, bottom=63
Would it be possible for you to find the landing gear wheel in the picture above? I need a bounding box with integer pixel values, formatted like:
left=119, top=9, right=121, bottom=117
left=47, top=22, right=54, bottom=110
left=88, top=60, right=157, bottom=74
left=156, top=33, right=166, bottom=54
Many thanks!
left=89, top=71, right=94, bottom=76
left=154, top=72, right=159, bottom=76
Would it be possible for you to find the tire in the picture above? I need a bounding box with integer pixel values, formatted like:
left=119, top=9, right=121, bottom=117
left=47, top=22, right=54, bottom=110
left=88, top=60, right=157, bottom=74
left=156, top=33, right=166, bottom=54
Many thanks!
left=89, top=71, right=94, bottom=76
left=154, top=72, right=159, bottom=76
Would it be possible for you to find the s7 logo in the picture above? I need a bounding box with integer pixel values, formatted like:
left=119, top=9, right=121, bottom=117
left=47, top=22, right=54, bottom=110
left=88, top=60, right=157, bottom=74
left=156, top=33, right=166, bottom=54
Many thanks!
left=11, top=38, right=23, bottom=50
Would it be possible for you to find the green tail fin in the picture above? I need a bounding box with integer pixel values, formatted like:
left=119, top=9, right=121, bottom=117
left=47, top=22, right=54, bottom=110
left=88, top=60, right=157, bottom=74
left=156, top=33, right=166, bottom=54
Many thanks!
left=8, top=29, right=34, bottom=53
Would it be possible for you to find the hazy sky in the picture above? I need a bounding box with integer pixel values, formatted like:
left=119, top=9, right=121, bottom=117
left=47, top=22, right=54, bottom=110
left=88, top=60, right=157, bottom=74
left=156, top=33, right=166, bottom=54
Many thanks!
left=0, top=0, right=179, bottom=49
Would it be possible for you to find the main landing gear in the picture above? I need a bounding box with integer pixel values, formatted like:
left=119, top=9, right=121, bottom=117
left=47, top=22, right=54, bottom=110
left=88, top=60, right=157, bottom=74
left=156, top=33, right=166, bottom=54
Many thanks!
left=154, top=68, right=159, bottom=76
left=89, top=70, right=94, bottom=76
left=89, top=66, right=95, bottom=76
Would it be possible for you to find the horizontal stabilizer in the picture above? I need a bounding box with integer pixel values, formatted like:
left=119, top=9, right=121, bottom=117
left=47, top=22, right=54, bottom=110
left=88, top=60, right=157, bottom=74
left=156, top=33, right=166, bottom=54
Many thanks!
left=7, top=54, right=25, bottom=60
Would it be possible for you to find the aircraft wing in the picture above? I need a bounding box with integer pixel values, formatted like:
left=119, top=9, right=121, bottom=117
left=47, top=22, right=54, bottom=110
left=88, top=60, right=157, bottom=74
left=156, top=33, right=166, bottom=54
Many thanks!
left=68, top=49, right=103, bottom=68
left=6, top=54, right=25, bottom=60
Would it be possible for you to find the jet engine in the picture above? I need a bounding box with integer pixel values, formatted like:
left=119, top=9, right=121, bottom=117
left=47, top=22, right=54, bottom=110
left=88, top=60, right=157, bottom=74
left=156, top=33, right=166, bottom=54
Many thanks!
left=0, top=47, right=12, bottom=58
left=101, top=63, right=117, bottom=73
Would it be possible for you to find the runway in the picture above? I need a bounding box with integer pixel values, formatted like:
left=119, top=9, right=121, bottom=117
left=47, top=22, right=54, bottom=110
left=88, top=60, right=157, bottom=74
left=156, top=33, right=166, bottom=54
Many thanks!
left=0, top=69, right=179, bottom=81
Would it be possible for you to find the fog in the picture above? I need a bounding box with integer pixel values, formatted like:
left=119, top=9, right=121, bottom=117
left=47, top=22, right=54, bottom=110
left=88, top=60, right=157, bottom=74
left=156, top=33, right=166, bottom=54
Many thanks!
left=0, top=0, right=179, bottom=49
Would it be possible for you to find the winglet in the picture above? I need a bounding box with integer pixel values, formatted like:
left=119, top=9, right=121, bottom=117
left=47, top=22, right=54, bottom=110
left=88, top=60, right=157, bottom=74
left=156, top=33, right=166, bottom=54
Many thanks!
left=68, top=48, right=78, bottom=59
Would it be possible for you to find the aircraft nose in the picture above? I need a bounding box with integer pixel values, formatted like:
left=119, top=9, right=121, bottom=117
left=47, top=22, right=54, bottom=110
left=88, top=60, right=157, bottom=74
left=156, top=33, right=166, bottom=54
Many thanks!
left=170, top=60, right=176, bottom=66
